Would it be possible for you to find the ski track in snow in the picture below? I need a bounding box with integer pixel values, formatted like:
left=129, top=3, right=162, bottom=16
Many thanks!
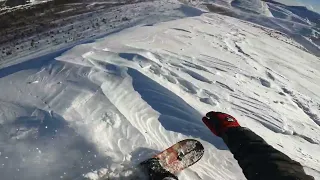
left=1, top=2, right=320, bottom=180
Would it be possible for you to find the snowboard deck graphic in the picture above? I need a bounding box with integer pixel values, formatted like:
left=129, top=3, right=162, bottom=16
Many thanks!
left=140, top=139, right=204, bottom=175
left=88, top=139, right=204, bottom=180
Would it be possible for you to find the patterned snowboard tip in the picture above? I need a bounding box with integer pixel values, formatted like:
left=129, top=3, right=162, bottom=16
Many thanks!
left=155, top=139, right=204, bottom=174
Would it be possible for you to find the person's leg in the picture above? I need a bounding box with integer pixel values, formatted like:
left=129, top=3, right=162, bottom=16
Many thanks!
left=139, top=158, right=178, bottom=180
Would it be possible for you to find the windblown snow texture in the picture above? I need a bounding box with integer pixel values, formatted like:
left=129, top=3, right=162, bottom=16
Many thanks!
left=0, top=0, right=320, bottom=180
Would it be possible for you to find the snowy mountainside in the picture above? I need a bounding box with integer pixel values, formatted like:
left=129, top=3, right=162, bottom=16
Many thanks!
left=203, top=0, right=320, bottom=56
left=0, top=0, right=319, bottom=66
left=1, top=9, right=320, bottom=180
left=196, top=0, right=273, bottom=16
left=231, top=0, right=273, bottom=16
left=265, top=1, right=320, bottom=26
left=0, top=0, right=203, bottom=68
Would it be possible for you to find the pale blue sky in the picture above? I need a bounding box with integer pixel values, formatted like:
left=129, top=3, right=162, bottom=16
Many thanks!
left=273, top=0, right=320, bottom=13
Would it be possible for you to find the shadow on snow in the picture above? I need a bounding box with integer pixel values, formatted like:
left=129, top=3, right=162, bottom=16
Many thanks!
left=0, top=108, right=108, bottom=180
left=128, top=68, right=228, bottom=150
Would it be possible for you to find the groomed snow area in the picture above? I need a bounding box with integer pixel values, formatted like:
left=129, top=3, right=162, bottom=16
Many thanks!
left=0, top=5, right=320, bottom=180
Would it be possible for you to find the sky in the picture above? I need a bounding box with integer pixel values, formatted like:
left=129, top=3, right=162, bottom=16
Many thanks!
left=273, top=0, right=320, bottom=13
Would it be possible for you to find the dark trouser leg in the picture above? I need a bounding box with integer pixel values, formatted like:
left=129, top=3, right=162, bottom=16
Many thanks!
left=139, top=158, right=178, bottom=180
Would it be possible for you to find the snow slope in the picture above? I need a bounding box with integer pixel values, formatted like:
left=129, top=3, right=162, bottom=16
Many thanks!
left=61, top=13, right=320, bottom=179
left=201, top=0, right=320, bottom=57
left=1, top=6, right=320, bottom=179
left=0, top=0, right=203, bottom=68
left=231, top=0, right=273, bottom=16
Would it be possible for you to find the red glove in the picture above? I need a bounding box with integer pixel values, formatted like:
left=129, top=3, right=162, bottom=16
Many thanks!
left=202, top=111, right=240, bottom=137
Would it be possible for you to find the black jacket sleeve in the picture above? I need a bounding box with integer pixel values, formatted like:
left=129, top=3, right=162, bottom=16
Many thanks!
left=222, top=127, right=314, bottom=180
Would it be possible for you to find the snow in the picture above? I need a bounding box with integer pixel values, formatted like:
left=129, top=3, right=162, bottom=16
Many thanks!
left=0, top=0, right=204, bottom=69
left=0, top=0, right=320, bottom=180
left=203, top=2, right=320, bottom=57
left=231, top=0, right=274, bottom=16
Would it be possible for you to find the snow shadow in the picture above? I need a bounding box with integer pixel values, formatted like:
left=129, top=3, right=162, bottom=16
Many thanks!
left=0, top=108, right=108, bottom=180
left=0, top=49, right=67, bottom=79
left=119, top=52, right=147, bottom=62
left=179, top=4, right=204, bottom=17
left=128, top=69, right=227, bottom=150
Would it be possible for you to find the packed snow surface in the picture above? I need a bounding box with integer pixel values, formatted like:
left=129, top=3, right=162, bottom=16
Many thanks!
left=0, top=1, right=320, bottom=180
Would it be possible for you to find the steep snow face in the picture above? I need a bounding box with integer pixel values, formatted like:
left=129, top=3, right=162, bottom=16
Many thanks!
left=1, top=12, right=320, bottom=180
